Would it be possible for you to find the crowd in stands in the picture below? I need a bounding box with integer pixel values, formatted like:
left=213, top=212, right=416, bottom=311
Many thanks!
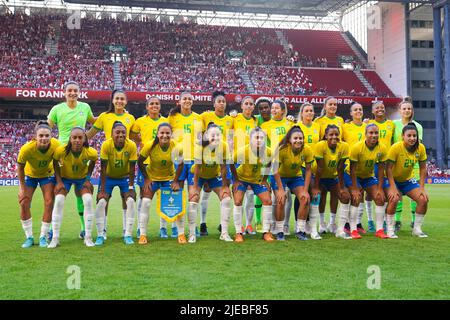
left=427, top=159, right=450, bottom=178
left=0, top=12, right=392, bottom=97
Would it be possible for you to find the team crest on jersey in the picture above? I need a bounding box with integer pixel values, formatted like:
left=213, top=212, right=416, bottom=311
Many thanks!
left=124, top=151, right=129, bottom=157
left=377, top=153, right=381, bottom=159
left=82, top=159, right=89, bottom=165
left=415, top=153, right=419, bottom=159
left=79, top=112, right=84, bottom=116
left=126, top=119, right=130, bottom=124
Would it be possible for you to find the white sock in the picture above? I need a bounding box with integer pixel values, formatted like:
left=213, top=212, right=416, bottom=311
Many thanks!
left=125, top=197, right=136, bottom=237
left=21, top=218, right=33, bottom=238
left=176, top=216, right=185, bottom=235
left=40, top=221, right=50, bottom=238
left=244, top=190, right=254, bottom=227
left=414, top=213, right=425, bottom=233
left=220, top=197, right=232, bottom=235
left=82, top=193, right=94, bottom=239
left=365, top=200, right=373, bottom=221
left=276, top=220, right=284, bottom=233
left=375, top=204, right=385, bottom=231
left=160, top=218, right=167, bottom=229
left=122, top=208, right=127, bottom=233
left=357, top=203, right=364, bottom=224
left=95, top=199, right=107, bottom=237
left=139, top=198, right=151, bottom=236
left=188, top=202, right=198, bottom=236
left=233, top=205, right=243, bottom=234
left=200, top=191, right=210, bottom=225
left=51, top=194, right=65, bottom=239
left=309, top=204, right=319, bottom=235
left=137, top=198, right=142, bottom=229
left=386, top=214, right=395, bottom=235
left=319, top=212, right=325, bottom=225
left=262, top=205, right=273, bottom=233
left=350, top=205, right=359, bottom=232
left=284, top=189, right=292, bottom=228
left=172, top=222, right=177, bottom=228
left=297, top=219, right=307, bottom=233
left=337, top=204, right=349, bottom=233
left=330, top=212, right=336, bottom=225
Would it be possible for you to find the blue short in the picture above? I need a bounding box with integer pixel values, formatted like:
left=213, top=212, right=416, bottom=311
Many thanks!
left=236, top=181, right=269, bottom=195
left=150, top=181, right=172, bottom=192
left=343, top=173, right=378, bottom=189
left=319, top=178, right=339, bottom=191
left=136, top=167, right=146, bottom=188
left=395, top=179, right=420, bottom=195
left=62, top=177, right=86, bottom=193
left=373, top=163, right=390, bottom=189
left=177, top=161, right=194, bottom=182
left=101, top=177, right=133, bottom=195
left=271, top=176, right=305, bottom=191
left=188, top=175, right=223, bottom=189
left=25, top=176, right=55, bottom=188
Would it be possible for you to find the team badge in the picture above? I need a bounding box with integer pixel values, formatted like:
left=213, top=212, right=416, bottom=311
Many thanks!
left=124, top=151, right=129, bottom=157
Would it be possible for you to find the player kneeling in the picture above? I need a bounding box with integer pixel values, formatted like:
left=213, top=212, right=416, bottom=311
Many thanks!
left=17, top=121, right=60, bottom=248
left=95, top=122, right=138, bottom=246
left=346, top=124, right=389, bottom=239
left=230, top=128, right=285, bottom=242
left=137, top=123, right=183, bottom=244
left=386, top=123, right=429, bottom=238
left=271, top=126, right=313, bottom=241
left=48, top=127, right=97, bottom=248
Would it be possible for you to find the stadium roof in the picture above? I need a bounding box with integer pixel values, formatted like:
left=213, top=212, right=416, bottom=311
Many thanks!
left=58, top=0, right=377, bottom=17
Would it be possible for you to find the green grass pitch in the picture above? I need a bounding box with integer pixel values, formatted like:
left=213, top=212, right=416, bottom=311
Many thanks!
left=1, top=185, right=449, bottom=299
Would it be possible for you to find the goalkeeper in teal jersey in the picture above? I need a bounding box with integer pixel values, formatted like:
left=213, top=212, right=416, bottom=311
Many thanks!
left=392, top=100, right=424, bottom=232
left=47, top=81, right=96, bottom=240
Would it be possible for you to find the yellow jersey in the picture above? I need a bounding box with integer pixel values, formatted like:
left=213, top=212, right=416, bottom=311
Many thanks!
left=191, top=141, right=230, bottom=179
left=53, top=145, right=98, bottom=179
left=261, top=118, right=293, bottom=149
left=17, top=138, right=60, bottom=178
left=100, top=138, right=138, bottom=178
left=233, top=113, right=256, bottom=155
left=140, top=140, right=183, bottom=181
left=314, top=116, right=344, bottom=139
left=201, top=111, right=234, bottom=140
left=93, top=112, right=136, bottom=140
left=314, top=140, right=349, bottom=179
left=168, top=112, right=202, bottom=161
left=131, top=115, right=168, bottom=146
left=276, top=144, right=314, bottom=178
left=234, top=145, right=272, bottom=184
left=348, top=141, right=388, bottom=179
left=369, top=119, right=395, bottom=148
left=387, top=142, right=427, bottom=182
left=298, top=122, right=321, bottom=149
left=342, top=122, right=366, bottom=147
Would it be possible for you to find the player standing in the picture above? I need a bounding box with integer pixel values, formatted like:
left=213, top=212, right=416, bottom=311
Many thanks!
left=94, top=122, right=138, bottom=246
left=386, top=123, right=428, bottom=238
left=17, top=121, right=60, bottom=248
left=137, top=123, right=184, bottom=244
left=48, top=127, right=97, bottom=248
left=47, top=81, right=95, bottom=240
